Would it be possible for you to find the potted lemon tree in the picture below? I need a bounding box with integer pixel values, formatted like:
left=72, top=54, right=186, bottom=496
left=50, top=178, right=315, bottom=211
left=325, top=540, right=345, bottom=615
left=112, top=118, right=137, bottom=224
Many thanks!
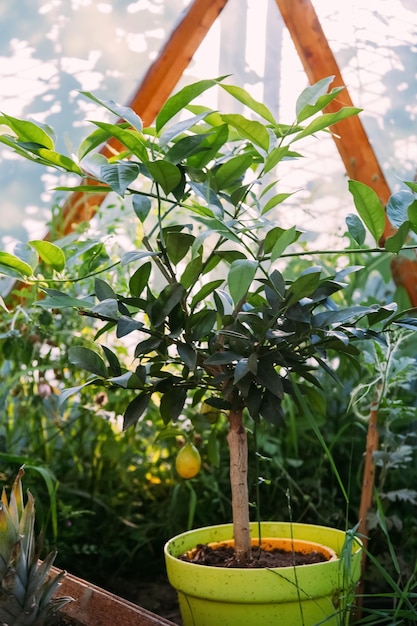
left=1, top=77, right=412, bottom=625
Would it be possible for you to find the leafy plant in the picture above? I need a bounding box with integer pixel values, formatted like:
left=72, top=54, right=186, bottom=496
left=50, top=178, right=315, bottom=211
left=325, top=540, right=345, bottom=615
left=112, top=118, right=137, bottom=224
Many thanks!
left=1, top=76, right=416, bottom=567
left=0, top=467, right=71, bottom=625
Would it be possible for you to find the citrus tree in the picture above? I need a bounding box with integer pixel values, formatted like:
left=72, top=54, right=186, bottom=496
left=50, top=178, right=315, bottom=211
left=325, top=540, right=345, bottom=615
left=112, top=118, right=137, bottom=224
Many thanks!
left=1, top=77, right=415, bottom=563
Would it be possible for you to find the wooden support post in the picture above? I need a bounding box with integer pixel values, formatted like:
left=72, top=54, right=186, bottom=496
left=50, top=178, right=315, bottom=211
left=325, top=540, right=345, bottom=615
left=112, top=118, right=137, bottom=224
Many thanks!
left=57, top=0, right=229, bottom=236
left=275, top=0, right=395, bottom=241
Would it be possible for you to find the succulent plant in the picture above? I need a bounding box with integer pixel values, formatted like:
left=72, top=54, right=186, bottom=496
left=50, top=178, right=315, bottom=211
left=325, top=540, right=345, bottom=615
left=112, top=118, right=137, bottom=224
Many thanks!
left=0, top=468, right=71, bottom=626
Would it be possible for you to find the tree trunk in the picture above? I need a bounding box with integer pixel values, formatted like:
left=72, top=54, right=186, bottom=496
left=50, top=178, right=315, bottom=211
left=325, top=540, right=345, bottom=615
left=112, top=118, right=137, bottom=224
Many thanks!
left=227, top=408, right=251, bottom=563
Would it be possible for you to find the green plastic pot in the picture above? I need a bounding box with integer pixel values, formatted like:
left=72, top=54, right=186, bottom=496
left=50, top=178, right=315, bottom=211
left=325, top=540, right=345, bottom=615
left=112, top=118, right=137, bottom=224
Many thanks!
left=164, top=522, right=362, bottom=626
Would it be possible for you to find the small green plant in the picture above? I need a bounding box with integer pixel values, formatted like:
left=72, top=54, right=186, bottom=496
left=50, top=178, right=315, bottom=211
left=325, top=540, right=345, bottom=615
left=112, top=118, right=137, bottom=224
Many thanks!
left=0, top=467, right=71, bottom=625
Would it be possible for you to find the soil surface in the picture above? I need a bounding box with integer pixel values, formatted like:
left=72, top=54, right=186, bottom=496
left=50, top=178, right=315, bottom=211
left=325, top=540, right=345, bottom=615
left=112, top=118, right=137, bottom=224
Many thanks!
left=180, top=543, right=328, bottom=568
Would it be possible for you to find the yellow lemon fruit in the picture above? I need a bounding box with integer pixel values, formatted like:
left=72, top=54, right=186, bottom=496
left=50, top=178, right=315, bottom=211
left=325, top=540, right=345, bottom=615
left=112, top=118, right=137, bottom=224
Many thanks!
left=175, top=442, right=201, bottom=479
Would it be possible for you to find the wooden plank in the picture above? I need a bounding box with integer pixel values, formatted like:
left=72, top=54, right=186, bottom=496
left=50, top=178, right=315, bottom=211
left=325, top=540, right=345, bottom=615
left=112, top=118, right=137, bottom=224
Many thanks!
left=58, top=0, right=229, bottom=236
left=275, top=0, right=395, bottom=241
left=52, top=568, right=177, bottom=626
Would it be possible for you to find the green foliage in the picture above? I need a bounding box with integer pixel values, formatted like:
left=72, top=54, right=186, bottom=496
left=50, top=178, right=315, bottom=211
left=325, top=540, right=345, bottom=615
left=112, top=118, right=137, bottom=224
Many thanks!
left=1, top=77, right=417, bottom=616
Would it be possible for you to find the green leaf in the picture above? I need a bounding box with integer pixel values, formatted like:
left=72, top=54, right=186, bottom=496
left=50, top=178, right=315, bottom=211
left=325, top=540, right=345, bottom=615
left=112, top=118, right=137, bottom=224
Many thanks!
left=190, top=279, right=224, bottom=309
left=81, top=91, right=143, bottom=131
left=408, top=199, right=417, bottom=232
left=386, top=190, right=415, bottom=228
left=32, top=148, right=82, bottom=174
left=68, top=346, right=108, bottom=378
left=384, top=221, right=410, bottom=254
left=228, top=259, right=258, bottom=306
left=264, top=146, right=292, bottom=174
left=177, top=342, right=197, bottom=370
left=159, top=112, right=210, bottom=146
left=219, top=84, right=276, bottom=124
left=29, top=240, right=65, bottom=272
left=221, top=114, right=270, bottom=151
left=165, top=133, right=211, bottom=164
left=0, top=252, right=33, bottom=279
left=92, top=121, right=148, bottom=161
left=132, top=194, right=152, bottom=222
left=156, top=77, right=227, bottom=132
left=165, top=231, right=194, bottom=265
left=180, top=255, right=203, bottom=290
left=187, top=124, right=229, bottom=169
left=150, top=283, right=186, bottom=327
left=78, top=127, right=113, bottom=160
left=123, top=393, right=151, bottom=429
left=117, top=316, right=144, bottom=338
left=207, top=429, right=220, bottom=468
left=129, top=262, right=152, bottom=297
left=188, top=309, right=216, bottom=341
left=36, top=289, right=94, bottom=310
left=214, top=153, right=253, bottom=189
left=292, top=107, right=361, bottom=143
left=146, top=160, right=181, bottom=194
left=296, top=78, right=345, bottom=122
left=345, top=213, right=366, bottom=245
left=160, top=387, right=187, bottom=424
left=268, top=226, right=298, bottom=263
left=262, top=193, right=293, bottom=216
left=286, top=268, right=321, bottom=307
left=100, top=162, right=140, bottom=196
left=348, top=180, right=385, bottom=244
left=234, top=354, right=258, bottom=384
left=0, top=114, right=55, bottom=149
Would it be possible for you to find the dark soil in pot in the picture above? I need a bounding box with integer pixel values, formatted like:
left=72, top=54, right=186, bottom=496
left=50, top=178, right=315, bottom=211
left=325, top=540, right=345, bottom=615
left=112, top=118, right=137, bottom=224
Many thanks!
left=179, top=543, right=329, bottom=568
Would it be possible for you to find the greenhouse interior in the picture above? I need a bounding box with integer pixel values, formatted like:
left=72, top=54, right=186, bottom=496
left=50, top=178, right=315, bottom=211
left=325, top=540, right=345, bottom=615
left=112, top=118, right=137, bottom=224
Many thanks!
left=1, top=1, right=417, bottom=625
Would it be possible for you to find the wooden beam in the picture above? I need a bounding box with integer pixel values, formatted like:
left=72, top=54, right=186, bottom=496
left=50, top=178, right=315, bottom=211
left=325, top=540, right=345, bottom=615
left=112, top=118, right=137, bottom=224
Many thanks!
left=275, top=0, right=395, bottom=240
left=58, top=0, right=229, bottom=236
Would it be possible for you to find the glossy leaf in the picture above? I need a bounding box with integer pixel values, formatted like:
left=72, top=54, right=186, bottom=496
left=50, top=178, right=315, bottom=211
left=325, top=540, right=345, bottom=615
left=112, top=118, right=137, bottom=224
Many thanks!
left=156, top=77, right=226, bottom=132
left=132, top=194, right=152, bottom=222
left=292, top=107, right=361, bottom=143
left=29, top=240, right=65, bottom=272
left=296, top=81, right=345, bottom=123
left=269, top=226, right=298, bottom=263
left=346, top=213, right=366, bottom=245
left=348, top=180, right=385, bottom=244
left=177, top=342, right=197, bottom=370
left=180, top=255, right=203, bottom=290
left=285, top=269, right=321, bottom=308
left=146, top=160, right=181, bottom=194
left=68, top=346, right=108, bottom=378
left=214, top=153, right=253, bottom=189
left=150, top=283, right=186, bottom=327
left=123, top=393, right=151, bottom=429
left=32, top=148, right=82, bottom=174
left=220, top=83, right=276, bottom=123
left=190, top=279, right=224, bottom=309
left=0, top=114, right=54, bottom=149
left=165, top=231, right=194, bottom=265
left=187, top=124, right=229, bottom=169
left=100, top=162, right=140, bottom=196
left=81, top=91, right=143, bottom=132
left=160, top=387, right=187, bottom=424
left=92, top=121, right=148, bottom=161
left=385, top=222, right=410, bottom=254
left=0, top=252, right=33, bottom=279
left=221, top=114, right=270, bottom=151
left=228, top=259, right=258, bottom=306
left=129, top=262, right=152, bottom=297
left=386, top=189, right=415, bottom=228
left=261, top=193, right=293, bottom=215
left=36, top=289, right=94, bottom=310
left=116, top=316, right=144, bottom=338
